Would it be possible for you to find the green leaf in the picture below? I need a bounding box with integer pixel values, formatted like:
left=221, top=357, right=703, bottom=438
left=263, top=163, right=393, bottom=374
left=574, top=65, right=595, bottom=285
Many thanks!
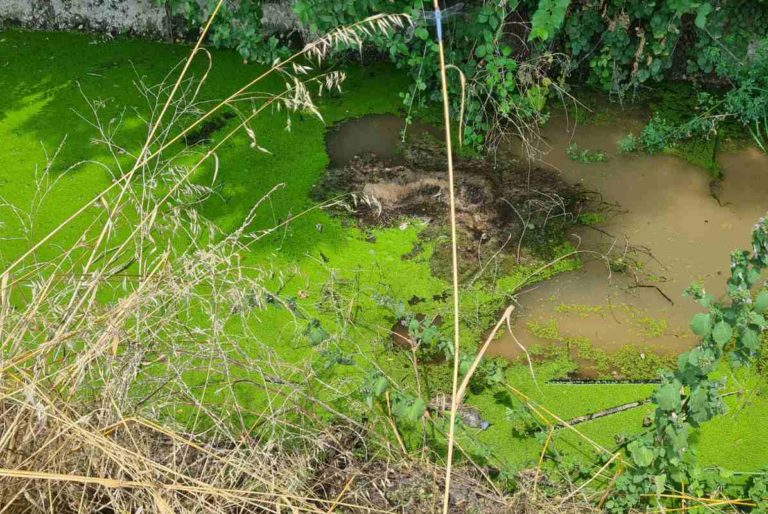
left=656, top=382, right=682, bottom=411
left=305, top=319, right=330, bottom=346
left=747, top=268, right=761, bottom=286
left=719, top=468, right=734, bottom=479
left=404, top=398, right=426, bottom=421
left=628, top=440, right=655, bottom=467
left=526, top=85, right=548, bottom=112
left=695, top=3, right=713, bottom=29
left=690, top=312, right=712, bottom=337
left=688, top=386, right=713, bottom=425
left=740, top=327, right=761, bottom=351
left=459, top=355, right=472, bottom=375
left=755, top=291, right=768, bottom=313
left=372, top=376, right=389, bottom=397
left=712, top=321, right=733, bottom=347
left=749, top=311, right=767, bottom=329
left=529, top=0, right=571, bottom=42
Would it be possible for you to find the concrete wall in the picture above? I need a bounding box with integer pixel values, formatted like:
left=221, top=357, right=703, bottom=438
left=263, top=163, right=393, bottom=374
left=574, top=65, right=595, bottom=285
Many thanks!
left=0, top=0, right=171, bottom=37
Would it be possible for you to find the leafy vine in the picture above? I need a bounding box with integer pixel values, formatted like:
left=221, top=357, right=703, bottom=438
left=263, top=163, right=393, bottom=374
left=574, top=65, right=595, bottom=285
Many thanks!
left=609, top=216, right=768, bottom=511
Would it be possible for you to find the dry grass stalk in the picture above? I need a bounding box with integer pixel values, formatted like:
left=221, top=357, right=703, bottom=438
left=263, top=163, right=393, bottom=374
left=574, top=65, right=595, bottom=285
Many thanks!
left=0, top=9, right=457, bottom=514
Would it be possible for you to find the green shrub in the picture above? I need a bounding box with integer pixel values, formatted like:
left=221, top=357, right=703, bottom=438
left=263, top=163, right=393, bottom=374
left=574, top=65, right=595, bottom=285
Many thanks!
left=617, top=132, right=638, bottom=153
left=639, top=115, right=675, bottom=154
left=566, top=142, right=606, bottom=163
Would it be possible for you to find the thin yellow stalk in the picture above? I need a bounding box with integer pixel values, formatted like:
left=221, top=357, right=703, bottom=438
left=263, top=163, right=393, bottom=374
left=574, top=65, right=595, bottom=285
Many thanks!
left=433, top=1, right=461, bottom=512
left=533, top=426, right=554, bottom=496
left=0, top=466, right=392, bottom=513
left=455, top=305, right=515, bottom=403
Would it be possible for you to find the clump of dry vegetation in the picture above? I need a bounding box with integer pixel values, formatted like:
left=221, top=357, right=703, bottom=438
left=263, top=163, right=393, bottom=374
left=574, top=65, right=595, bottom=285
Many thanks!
left=315, top=134, right=587, bottom=281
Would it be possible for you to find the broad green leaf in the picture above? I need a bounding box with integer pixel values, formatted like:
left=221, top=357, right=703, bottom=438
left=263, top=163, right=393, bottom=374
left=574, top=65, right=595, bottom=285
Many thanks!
left=747, top=268, right=761, bottom=286
left=628, top=440, right=655, bottom=467
left=695, top=3, right=713, bottom=29
left=404, top=398, right=426, bottom=421
left=305, top=320, right=330, bottom=346
left=755, top=291, right=768, bottom=313
left=690, top=312, right=712, bottom=337
left=656, top=382, right=681, bottom=411
left=749, top=311, right=767, bottom=328
left=526, top=85, right=548, bottom=111
left=373, top=376, right=389, bottom=397
left=529, top=0, right=571, bottom=41
left=740, top=327, right=761, bottom=351
left=459, top=355, right=472, bottom=375
left=712, top=321, right=732, bottom=347
left=688, top=386, right=714, bottom=425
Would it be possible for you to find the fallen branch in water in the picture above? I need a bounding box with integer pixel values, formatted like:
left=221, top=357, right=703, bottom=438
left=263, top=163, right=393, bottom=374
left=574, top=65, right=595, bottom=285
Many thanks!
left=630, top=283, right=675, bottom=305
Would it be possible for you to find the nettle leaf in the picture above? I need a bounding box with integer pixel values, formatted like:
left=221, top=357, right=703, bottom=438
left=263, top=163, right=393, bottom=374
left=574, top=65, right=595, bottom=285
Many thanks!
left=739, top=327, right=761, bottom=351
left=690, top=312, right=712, bottom=337
left=695, top=3, right=713, bottom=29
left=712, top=321, right=733, bottom=347
left=655, top=382, right=682, bottom=411
left=404, top=398, right=426, bottom=421
left=755, top=291, right=768, bottom=313
left=372, top=376, right=389, bottom=397
left=529, top=0, right=571, bottom=41
left=628, top=440, right=655, bottom=467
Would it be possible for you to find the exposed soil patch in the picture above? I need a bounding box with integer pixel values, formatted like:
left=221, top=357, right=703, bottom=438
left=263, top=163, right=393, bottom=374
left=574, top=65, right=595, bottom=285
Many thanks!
left=315, top=133, right=587, bottom=280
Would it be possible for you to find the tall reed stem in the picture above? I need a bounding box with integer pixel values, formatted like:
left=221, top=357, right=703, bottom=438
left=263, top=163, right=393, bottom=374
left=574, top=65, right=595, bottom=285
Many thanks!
left=432, top=2, right=461, bottom=512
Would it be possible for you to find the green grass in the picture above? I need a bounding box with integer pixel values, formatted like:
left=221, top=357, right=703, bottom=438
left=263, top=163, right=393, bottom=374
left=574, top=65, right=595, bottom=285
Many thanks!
left=2, top=30, right=763, bottom=478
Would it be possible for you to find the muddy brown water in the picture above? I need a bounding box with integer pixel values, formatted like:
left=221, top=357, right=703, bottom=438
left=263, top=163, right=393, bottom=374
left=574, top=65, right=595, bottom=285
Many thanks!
left=326, top=114, right=441, bottom=168
left=488, top=113, right=768, bottom=369
left=326, top=112, right=768, bottom=372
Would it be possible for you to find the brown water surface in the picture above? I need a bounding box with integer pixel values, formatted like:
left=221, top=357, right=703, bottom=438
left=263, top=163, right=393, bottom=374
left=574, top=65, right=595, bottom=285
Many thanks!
left=488, top=114, right=768, bottom=366
left=326, top=114, right=440, bottom=168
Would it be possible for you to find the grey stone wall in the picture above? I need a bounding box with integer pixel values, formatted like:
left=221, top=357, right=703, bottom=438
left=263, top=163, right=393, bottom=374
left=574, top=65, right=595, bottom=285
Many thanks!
left=0, top=0, right=172, bottom=37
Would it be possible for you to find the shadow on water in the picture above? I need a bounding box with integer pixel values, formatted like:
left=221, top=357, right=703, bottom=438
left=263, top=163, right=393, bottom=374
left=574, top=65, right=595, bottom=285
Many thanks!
left=325, top=114, right=442, bottom=168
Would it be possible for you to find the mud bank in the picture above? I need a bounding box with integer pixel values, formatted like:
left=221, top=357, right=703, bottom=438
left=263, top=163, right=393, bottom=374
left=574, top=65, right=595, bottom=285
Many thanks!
left=320, top=117, right=586, bottom=280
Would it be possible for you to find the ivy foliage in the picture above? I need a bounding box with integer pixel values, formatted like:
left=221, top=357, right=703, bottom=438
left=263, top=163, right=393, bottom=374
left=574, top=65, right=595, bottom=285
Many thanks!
left=166, top=0, right=768, bottom=151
